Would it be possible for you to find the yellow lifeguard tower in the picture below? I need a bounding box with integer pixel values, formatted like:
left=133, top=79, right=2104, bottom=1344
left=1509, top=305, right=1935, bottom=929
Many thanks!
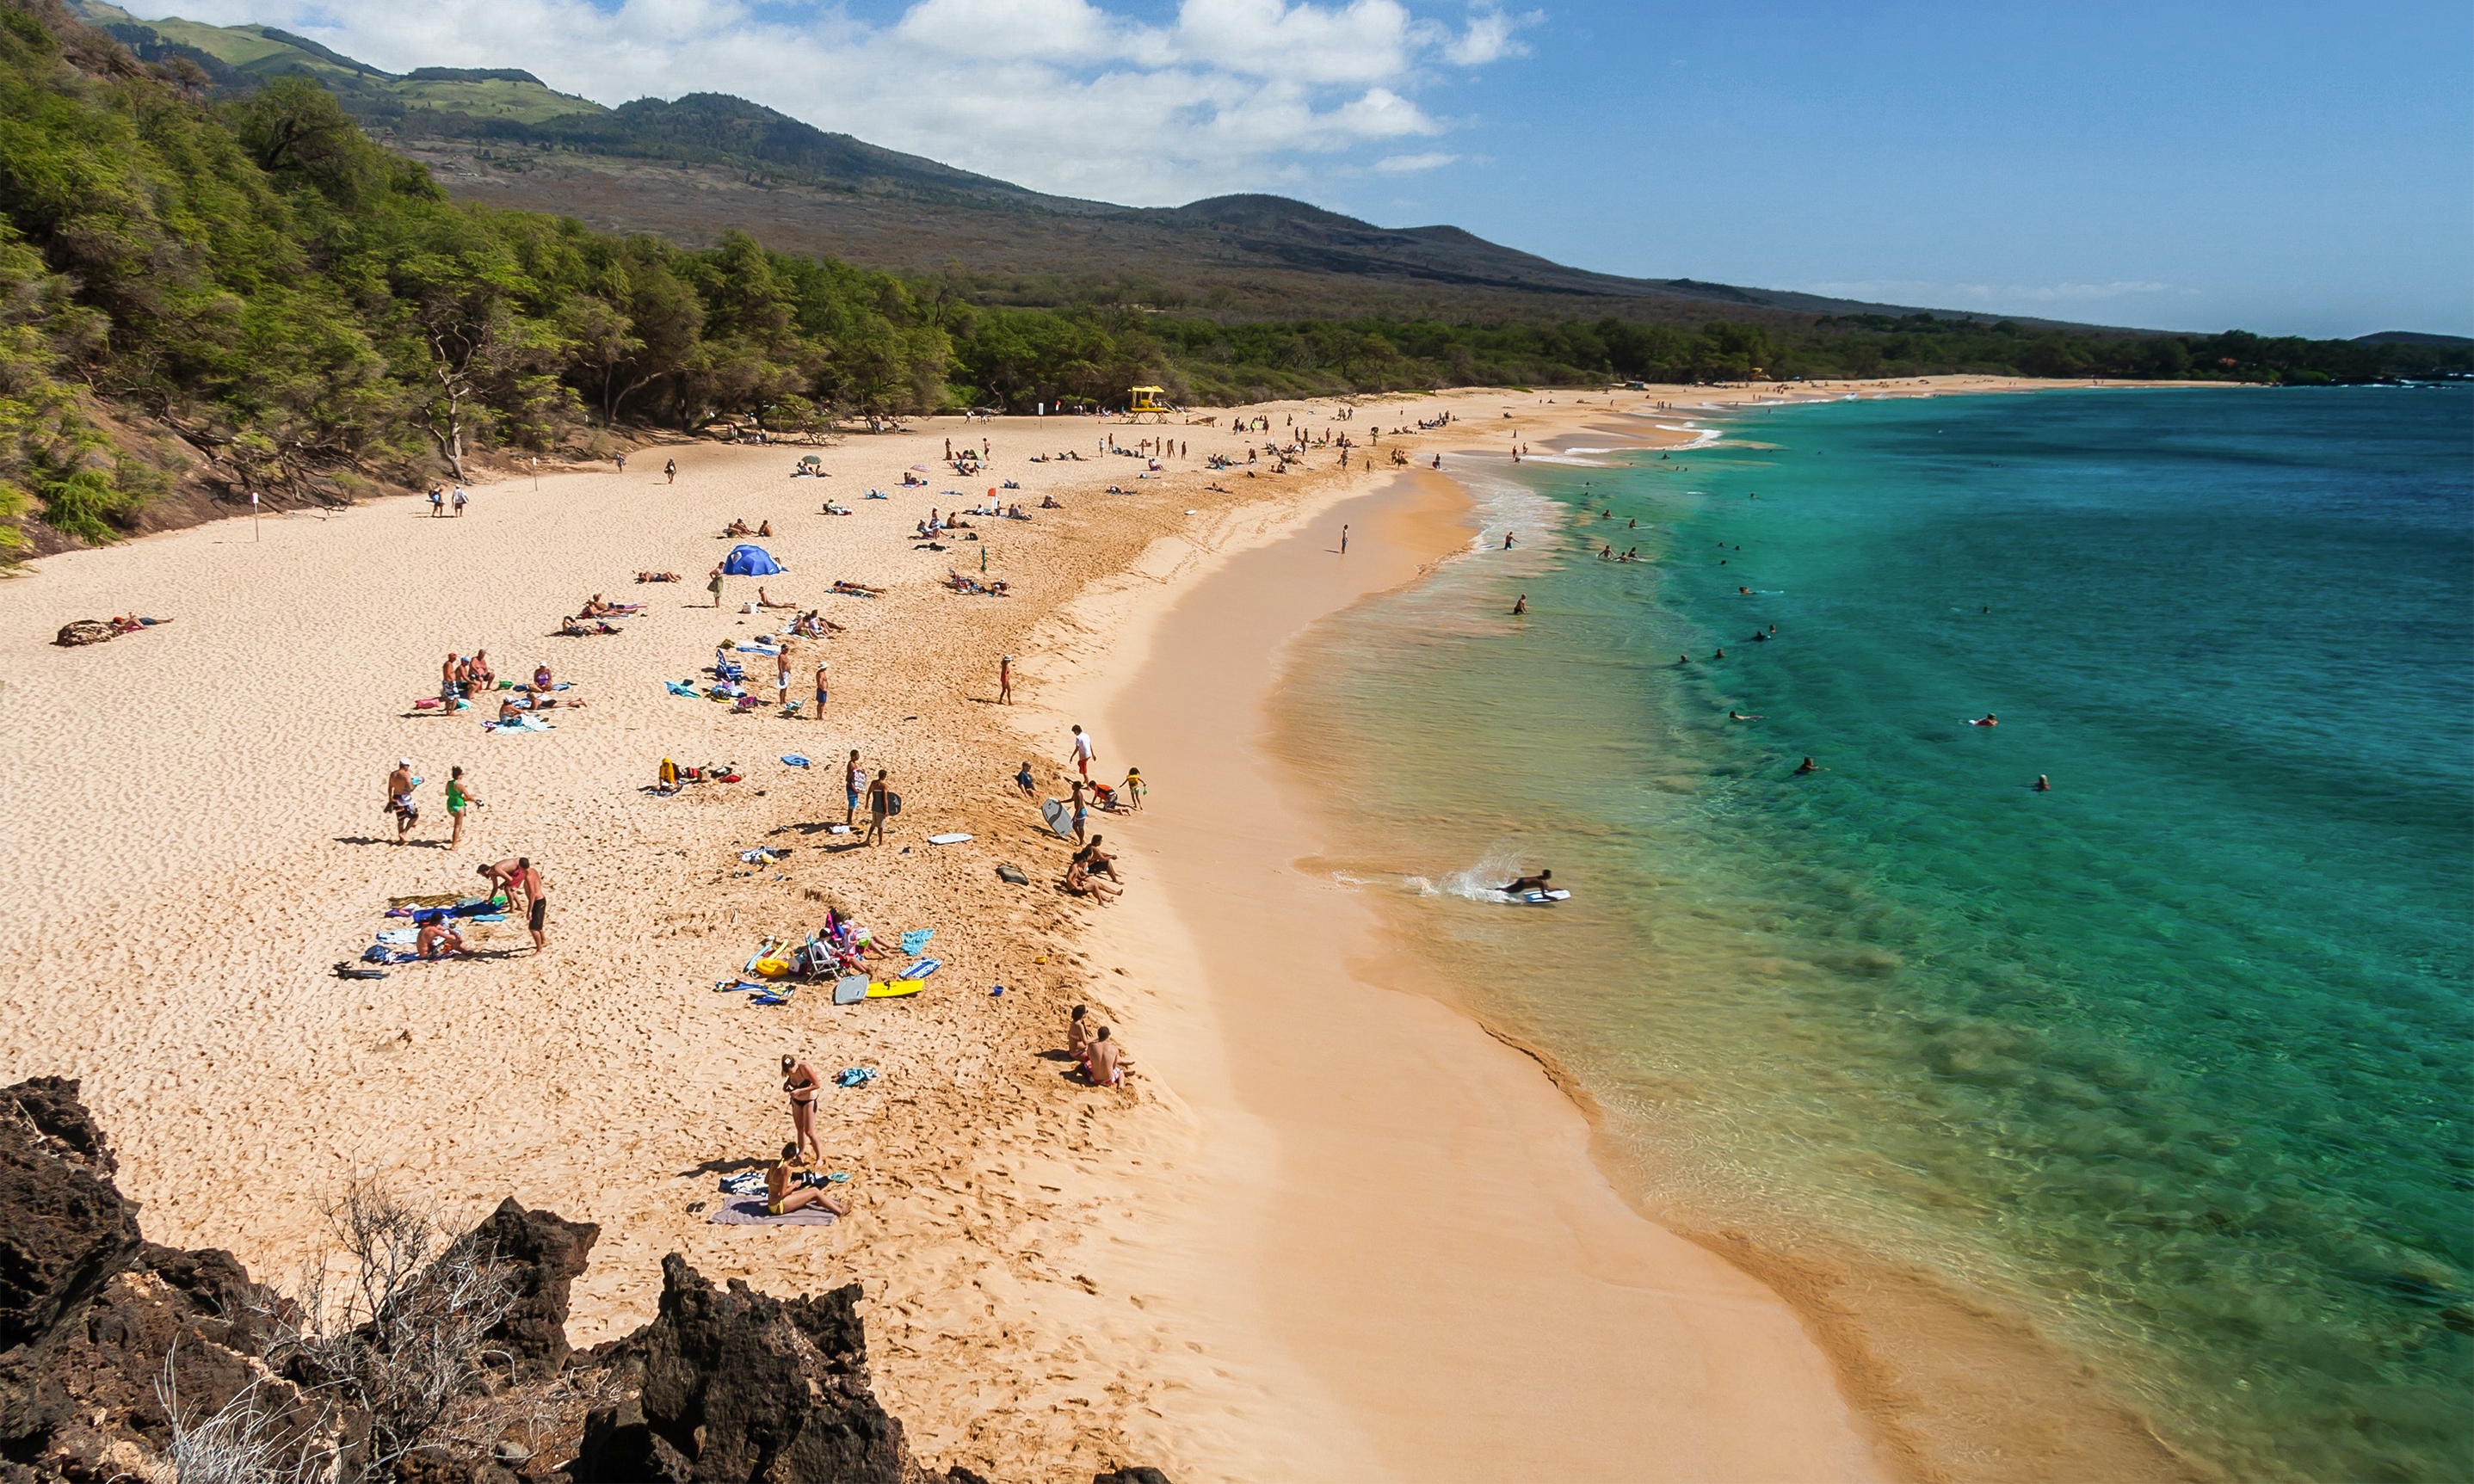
left=1126, top=385, right=1175, bottom=422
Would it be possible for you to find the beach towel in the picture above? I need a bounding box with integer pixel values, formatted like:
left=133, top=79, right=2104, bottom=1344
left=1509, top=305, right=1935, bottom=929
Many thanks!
left=665, top=680, right=699, bottom=697
left=895, top=957, right=941, bottom=981
left=898, top=928, right=934, bottom=957
left=706, top=1198, right=837, bottom=1226
left=836, top=1066, right=877, bottom=1087
left=719, top=1171, right=765, bottom=1196
left=780, top=754, right=811, bottom=767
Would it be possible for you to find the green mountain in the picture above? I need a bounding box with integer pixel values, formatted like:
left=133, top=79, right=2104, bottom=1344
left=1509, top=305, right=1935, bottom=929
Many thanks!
left=64, top=0, right=1996, bottom=325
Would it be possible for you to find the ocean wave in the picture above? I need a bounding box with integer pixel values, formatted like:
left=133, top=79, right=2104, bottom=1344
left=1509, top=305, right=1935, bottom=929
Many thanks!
left=1438, top=844, right=1539, bottom=902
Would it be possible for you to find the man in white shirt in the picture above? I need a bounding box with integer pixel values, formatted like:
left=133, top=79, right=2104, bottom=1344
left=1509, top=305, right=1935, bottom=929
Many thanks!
left=1070, top=724, right=1095, bottom=782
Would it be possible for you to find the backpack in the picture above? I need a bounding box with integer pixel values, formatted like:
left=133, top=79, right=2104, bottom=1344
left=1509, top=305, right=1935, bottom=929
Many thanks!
left=886, top=792, right=903, bottom=816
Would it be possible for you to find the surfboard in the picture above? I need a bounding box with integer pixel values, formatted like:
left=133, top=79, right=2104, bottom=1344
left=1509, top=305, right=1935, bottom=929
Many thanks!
left=1521, top=890, right=1572, bottom=904
left=927, top=832, right=972, bottom=845
left=1040, top=799, right=1074, bottom=838
left=867, top=979, right=924, bottom=999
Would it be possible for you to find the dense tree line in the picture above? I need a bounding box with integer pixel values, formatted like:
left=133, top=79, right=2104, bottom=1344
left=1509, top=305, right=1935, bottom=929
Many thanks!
left=0, top=0, right=2463, bottom=555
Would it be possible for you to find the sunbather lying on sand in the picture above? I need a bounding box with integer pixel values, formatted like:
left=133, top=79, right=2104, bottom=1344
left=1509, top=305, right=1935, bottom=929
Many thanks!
left=557, top=617, right=619, bottom=637
left=755, top=588, right=798, bottom=609
left=831, top=581, right=884, bottom=597
left=1040, top=495, right=1063, bottom=508
left=637, top=571, right=682, bottom=583
left=766, top=1144, right=848, bottom=1217
left=577, top=594, right=644, bottom=618
left=725, top=519, right=753, bottom=538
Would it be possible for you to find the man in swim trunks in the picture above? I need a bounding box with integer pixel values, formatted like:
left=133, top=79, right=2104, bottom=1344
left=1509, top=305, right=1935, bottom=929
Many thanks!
left=845, top=750, right=864, bottom=827
left=416, top=919, right=466, bottom=959
left=815, top=660, right=830, bottom=719
left=478, top=859, right=519, bottom=908
left=512, top=857, right=546, bottom=951
left=781, top=1056, right=823, bottom=1163
left=1500, top=870, right=1553, bottom=895
left=386, top=759, right=419, bottom=844
left=1084, top=1026, right=1129, bottom=1087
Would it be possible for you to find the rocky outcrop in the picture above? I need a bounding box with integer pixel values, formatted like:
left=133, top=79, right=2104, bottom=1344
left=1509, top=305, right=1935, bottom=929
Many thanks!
left=572, top=1256, right=903, bottom=1483
left=449, top=1198, right=600, bottom=1381
left=0, top=1077, right=291, bottom=1481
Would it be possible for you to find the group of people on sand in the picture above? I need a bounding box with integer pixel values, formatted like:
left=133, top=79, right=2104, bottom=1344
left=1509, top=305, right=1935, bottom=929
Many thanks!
left=724, top=518, right=774, bottom=538
left=1064, top=1006, right=1131, bottom=1087
left=769, top=1056, right=852, bottom=1217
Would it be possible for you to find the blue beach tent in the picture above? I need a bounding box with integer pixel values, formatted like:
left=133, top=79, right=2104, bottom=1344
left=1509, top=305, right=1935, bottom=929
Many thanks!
left=722, top=544, right=784, bottom=576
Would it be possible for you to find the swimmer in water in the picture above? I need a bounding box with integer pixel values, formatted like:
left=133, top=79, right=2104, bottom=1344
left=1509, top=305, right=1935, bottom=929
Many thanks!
left=1713, top=648, right=1726, bottom=659
left=1499, top=870, right=1553, bottom=895
left=1795, top=756, right=1824, bottom=774
left=1511, top=594, right=1527, bottom=615
left=1970, top=713, right=1999, bottom=727
left=2033, top=774, right=2051, bottom=791
left=1678, top=654, right=1691, bottom=664
left=1729, top=711, right=1765, bottom=721
left=1752, top=631, right=1769, bottom=642
left=1739, top=587, right=1752, bottom=594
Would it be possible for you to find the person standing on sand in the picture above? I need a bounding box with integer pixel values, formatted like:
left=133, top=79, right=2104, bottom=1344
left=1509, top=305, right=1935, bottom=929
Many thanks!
left=386, top=759, right=420, bottom=845
left=998, top=655, right=1013, bottom=705
left=513, top=856, right=547, bottom=951
left=1340, top=522, right=1348, bottom=554
left=844, top=750, right=864, bottom=827
left=774, top=648, right=792, bottom=711
left=615, top=452, right=626, bottom=473
left=814, top=660, right=830, bottom=718
left=781, top=1056, right=823, bottom=1163
left=707, top=566, right=725, bottom=608
left=1070, top=724, right=1095, bottom=781
left=866, top=770, right=891, bottom=847
left=664, top=458, right=677, bottom=484
left=1069, top=780, right=1089, bottom=844
left=445, top=766, right=481, bottom=849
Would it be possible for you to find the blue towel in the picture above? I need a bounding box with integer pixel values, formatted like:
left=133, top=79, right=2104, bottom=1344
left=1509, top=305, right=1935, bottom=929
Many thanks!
left=898, top=928, right=933, bottom=956
left=666, top=680, right=698, bottom=697
left=895, top=957, right=941, bottom=980
left=781, top=754, right=811, bottom=767
left=836, top=1066, right=877, bottom=1087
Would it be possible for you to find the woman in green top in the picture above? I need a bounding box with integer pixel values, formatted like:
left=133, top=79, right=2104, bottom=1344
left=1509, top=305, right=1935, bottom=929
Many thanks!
left=446, top=766, right=483, bottom=848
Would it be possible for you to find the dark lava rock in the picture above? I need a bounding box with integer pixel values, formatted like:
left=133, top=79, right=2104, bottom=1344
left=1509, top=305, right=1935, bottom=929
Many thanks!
left=1093, top=1471, right=1175, bottom=1484
left=572, top=1254, right=903, bottom=1483
left=449, top=1198, right=600, bottom=1381
left=0, top=1077, right=143, bottom=1352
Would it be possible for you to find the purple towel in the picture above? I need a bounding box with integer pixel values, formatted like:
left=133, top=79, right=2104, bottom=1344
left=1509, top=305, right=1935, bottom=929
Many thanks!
left=706, top=1197, right=836, bottom=1226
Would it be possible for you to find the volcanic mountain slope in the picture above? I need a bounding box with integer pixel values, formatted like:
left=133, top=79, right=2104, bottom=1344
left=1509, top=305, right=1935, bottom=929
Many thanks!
left=71, top=0, right=1958, bottom=326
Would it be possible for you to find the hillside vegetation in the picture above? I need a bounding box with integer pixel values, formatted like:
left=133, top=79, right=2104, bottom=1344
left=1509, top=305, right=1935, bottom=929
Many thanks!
left=2, top=0, right=2465, bottom=558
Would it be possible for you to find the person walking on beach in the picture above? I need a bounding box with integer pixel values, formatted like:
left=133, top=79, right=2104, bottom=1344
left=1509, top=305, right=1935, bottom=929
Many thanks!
left=428, top=486, right=444, bottom=517
left=1512, top=594, right=1527, bottom=615
left=782, top=1055, right=823, bottom=1163
left=998, top=655, right=1014, bottom=705
left=707, top=565, right=725, bottom=608
left=386, top=759, right=420, bottom=845
left=865, top=770, right=892, bottom=846
left=844, top=750, right=865, bottom=828
left=664, top=458, right=677, bottom=484
left=1340, top=522, right=1348, bottom=555
left=452, top=484, right=468, bottom=517
left=814, top=660, right=830, bottom=718
left=1070, top=724, right=1095, bottom=782
left=445, top=766, right=482, bottom=849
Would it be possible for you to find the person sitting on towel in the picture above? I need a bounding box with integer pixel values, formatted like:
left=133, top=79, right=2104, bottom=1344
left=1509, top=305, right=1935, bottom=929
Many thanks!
left=416, top=919, right=466, bottom=958
left=766, top=1143, right=848, bottom=1218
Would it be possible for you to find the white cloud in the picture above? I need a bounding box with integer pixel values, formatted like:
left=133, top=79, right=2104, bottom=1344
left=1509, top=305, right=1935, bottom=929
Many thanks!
left=1375, top=151, right=1459, bottom=173
left=133, top=0, right=1516, bottom=205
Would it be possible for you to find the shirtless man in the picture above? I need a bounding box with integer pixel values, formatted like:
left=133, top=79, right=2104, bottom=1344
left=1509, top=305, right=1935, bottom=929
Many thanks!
left=1500, top=869, right=1553, bottom=895
left=386, top=760, right=419, bottom=845
left=781, top=1055, right=823, bottom=1163
left=764, top=1144, right=848, bottom=1217
left=439, top=654, right=460, bottom=705
left=1084, top=1026, right=1130, bottom=1087
left=844, top=751, right=865, bottom=828
left=511, top=857, right=547, bottom=951
left=1064, top=858, right=1119, bottom=903
left=478, top=858, right=520, bottom=908
left=1075, top=835, right=1120, bottom=881
left=416, top=919, right=466, bottom=959
left=998, top=654, right=1013, bottom=705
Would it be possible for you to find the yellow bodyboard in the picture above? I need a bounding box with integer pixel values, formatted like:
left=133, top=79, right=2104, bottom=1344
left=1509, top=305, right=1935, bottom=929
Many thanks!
left=867, top=979, right=924, bottom=999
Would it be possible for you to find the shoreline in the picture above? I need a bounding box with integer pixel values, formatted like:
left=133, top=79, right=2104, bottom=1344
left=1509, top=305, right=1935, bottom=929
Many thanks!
left=0, top=376, right=2181, bottom=1479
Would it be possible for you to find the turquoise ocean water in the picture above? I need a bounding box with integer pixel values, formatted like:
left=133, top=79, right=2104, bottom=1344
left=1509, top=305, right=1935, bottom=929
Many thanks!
left=1278, top=387, right=2472, bottom=1481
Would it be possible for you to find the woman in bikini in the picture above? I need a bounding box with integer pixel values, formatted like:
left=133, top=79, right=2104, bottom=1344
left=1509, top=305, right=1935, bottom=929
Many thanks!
left=764, top=1144, right=847, bottom=1217
left=782, top=1055, right=823, bottom=1163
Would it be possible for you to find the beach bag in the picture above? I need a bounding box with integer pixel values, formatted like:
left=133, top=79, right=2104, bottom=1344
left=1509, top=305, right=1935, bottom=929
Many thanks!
left=887, top=792, right=902, bottom=816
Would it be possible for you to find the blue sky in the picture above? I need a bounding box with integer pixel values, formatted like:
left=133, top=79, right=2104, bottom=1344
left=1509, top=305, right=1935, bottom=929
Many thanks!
left=171, top=0, right=2472, bottom=337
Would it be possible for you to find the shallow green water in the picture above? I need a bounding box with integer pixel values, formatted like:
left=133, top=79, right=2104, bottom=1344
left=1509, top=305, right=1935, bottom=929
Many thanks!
left=1280, top=387, right=2473, bottom=1481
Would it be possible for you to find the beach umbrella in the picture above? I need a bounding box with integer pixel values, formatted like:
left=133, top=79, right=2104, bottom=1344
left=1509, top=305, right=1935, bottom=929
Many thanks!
left=722, top=544, right=784, bottom=576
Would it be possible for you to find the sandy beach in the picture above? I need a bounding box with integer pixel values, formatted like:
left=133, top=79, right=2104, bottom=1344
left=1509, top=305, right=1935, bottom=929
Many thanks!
left=0, top=374, right=2147, bottom=1479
